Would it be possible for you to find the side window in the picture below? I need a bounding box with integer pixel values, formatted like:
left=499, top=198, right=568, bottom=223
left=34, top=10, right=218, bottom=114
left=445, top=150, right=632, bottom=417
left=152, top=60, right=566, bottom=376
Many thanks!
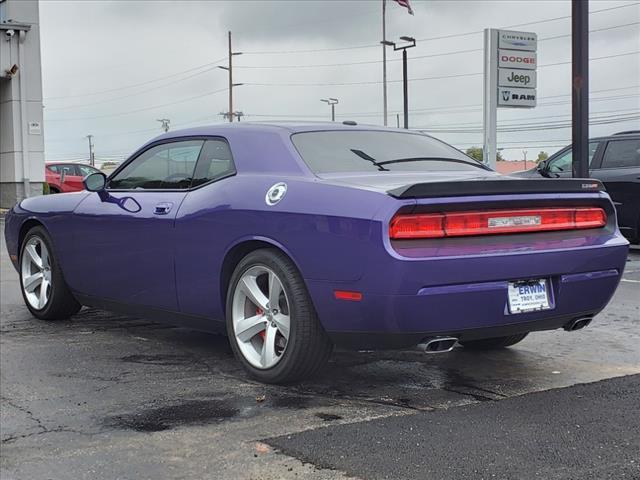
left=47, top=165, right=59, bottom=173
left=548, top=149, right=572, bottom=173
left=191, top=139, right=235, bottom=187
left=548, top=142, right=600, bottom=173
left=109, top=140, right=204, bottom=190
left=601, top=139, right=640, bottom=168
left=60, top=165, right=77, bottom=176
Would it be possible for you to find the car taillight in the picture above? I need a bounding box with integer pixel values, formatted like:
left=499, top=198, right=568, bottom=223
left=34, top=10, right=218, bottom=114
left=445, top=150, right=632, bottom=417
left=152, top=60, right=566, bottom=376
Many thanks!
left=389, top=207, right=606, bottom=239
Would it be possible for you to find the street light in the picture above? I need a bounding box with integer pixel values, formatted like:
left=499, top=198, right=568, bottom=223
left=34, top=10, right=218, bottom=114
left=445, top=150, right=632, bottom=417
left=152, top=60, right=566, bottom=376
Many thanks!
left=321, top=98, right=339, bottom=122
left=386, top=36, right=416, bottom=129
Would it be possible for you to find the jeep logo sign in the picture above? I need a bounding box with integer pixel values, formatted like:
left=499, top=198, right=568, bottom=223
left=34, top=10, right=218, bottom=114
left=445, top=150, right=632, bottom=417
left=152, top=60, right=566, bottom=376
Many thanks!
left=498, top=49, right=537, bottom=70
left=498, top=87, right=537, bottom=108
left=499, top=68, right=537, bottom=88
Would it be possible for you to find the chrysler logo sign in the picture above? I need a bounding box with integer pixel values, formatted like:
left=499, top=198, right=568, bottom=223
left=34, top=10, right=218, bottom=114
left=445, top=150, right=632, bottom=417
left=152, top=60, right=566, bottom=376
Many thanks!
left=498, top=30, right=537, bottom=51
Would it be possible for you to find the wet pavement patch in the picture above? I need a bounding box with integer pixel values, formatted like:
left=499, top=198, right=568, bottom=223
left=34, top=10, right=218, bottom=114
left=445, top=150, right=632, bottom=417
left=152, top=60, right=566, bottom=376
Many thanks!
left=106, top=399, right=242, bottom=432
left=267, top=394, right=315, bottom=409
left=315, top=412, right=343, bottom=421
left=121, top=354, right=196, bottom=366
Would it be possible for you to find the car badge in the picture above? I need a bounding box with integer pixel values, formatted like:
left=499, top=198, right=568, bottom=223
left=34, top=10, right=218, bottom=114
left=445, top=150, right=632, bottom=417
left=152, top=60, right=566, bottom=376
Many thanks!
left=266, top=182, right=287, bottom=206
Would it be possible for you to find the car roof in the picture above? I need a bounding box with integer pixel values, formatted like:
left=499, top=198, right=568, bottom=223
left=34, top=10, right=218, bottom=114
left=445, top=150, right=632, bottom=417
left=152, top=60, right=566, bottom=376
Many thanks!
left=45, top=162, right=95, bottom=166
left=149, top=122, right=420, bottom=142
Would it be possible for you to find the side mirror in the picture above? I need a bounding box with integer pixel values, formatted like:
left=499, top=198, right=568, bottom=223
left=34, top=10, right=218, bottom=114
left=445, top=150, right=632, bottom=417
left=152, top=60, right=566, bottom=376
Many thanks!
left=536, top=160, right=547, bottom=171
left=60, top=170, right=66, bottom=183
left=83, top=172, right=107, bottom=192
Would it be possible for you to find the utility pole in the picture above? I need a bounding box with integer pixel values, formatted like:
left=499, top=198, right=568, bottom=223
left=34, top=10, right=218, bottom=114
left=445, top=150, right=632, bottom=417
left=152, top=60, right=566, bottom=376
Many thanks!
left=522, top=150, right=528, bottom=170
left=321, top=98, right=339, bottom=121
left=571, top=0, right=589, bottom=178
left=157, top=118, right=170, bottom=132
left=86, top=134, right=95, bottom=167
left=218, top=31, right=243, bottom=123
left=219, top=111, right=244, bottom=122
left=381, top=0, right=388, bottom=126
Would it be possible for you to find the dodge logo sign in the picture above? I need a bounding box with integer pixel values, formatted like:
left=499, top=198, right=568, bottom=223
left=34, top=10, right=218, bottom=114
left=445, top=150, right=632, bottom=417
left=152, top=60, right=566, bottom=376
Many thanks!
left=498, top=49, right=537, bottom=70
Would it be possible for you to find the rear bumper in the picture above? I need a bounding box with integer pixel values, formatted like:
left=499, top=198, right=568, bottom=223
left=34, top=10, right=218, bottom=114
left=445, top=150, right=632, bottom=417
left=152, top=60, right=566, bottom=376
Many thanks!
left=328, top=312, right=596, bottom=349
left=307, top=242, right=629, bottom=349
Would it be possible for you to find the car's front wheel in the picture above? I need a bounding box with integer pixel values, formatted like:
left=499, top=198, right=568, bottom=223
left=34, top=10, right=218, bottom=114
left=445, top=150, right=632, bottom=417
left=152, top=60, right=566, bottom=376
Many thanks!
left=460, top=333, right=528, bottom=350
left=20, top=226, right=81, bottom=320
left=226, top=249, right=332, bottom=384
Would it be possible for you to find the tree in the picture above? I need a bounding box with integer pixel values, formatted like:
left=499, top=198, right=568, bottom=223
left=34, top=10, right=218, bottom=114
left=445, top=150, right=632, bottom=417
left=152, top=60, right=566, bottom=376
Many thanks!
left=465, top=146, right=483, bottom=162
left=465, top=146, right=504, bottom=162
left=537, top=151, right=549, bottom=163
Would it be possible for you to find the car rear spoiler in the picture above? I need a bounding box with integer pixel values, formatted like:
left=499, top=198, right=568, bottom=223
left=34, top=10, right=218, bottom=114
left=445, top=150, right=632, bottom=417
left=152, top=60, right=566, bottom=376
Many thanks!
left=387, top=178, right=606, bottom=199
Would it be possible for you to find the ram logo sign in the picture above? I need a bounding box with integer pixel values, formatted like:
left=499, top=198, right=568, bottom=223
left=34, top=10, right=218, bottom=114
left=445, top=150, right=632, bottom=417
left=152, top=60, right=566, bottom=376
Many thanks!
left=498, top=87, right=537, bottom=108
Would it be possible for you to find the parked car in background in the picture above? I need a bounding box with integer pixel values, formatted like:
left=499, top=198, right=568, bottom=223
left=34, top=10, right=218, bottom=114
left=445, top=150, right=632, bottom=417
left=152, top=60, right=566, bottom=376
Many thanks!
left=512, top=131, right=640, bottom=243
left=45, top=163, right=101, bottom=193
left=6, top=124, right=629, bottom=383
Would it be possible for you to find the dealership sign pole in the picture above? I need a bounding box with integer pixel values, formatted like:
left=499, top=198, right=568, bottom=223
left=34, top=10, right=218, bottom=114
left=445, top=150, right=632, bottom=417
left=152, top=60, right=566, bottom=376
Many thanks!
left=483, top=29, right=537, bottom=169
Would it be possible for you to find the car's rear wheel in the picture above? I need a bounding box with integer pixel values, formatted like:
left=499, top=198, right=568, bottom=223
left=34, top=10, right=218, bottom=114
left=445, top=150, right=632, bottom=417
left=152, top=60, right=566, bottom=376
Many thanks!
left=226, top=248, right=332, bottom=384
left=460, top=333, right=528, bottom=350
left=20, top=226, right=81, bottom=320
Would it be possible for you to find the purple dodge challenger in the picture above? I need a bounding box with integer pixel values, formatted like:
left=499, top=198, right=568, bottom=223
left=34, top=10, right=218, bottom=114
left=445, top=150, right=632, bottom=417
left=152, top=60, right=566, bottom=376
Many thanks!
left=4, top=123, right=629, bottom=383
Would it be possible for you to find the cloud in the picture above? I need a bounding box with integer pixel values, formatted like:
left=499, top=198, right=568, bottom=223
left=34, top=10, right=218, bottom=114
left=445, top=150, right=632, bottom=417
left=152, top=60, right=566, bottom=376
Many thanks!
left=38, top=0, right=640, bottom=162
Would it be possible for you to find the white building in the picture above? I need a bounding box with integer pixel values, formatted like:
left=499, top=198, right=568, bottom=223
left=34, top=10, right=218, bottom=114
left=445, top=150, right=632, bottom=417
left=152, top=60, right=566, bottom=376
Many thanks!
left=0, top=0, right=44, bottom=208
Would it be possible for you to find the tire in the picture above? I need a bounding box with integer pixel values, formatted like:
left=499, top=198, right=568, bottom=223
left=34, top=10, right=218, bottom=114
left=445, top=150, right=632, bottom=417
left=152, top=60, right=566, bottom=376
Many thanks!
left=460, top=333, right=528, bottom=350
left=48, top=186, right=61, bottom=194
left=19, top=226, right=81, bottom=320
left=226, top=248, right=332, bottom=384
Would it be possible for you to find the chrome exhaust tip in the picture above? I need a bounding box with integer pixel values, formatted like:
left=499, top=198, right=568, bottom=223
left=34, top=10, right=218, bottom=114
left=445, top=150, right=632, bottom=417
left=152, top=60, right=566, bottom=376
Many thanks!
left=417, top=336, right=458, bottom=353
left=564, top=316, right=593, bottom=332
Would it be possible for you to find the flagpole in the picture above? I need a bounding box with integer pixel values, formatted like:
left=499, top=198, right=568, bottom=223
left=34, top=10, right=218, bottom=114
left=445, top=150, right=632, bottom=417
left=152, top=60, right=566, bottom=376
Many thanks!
left=382, top=0, right=388, bottom=126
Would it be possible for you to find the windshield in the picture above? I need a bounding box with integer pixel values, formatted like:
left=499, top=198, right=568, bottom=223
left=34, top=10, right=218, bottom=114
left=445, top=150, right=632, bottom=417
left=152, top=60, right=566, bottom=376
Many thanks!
left=291, top=130, right=485, bottom=174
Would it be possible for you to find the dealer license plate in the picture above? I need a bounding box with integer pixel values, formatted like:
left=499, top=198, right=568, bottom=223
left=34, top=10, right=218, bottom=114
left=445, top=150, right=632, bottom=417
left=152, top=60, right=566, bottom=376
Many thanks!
left=507, top=279, right=551, bottom=313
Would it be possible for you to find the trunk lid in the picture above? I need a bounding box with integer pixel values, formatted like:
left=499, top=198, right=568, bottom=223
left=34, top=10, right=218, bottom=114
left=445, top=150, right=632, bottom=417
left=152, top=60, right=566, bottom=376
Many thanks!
left=317, top=171, right=605, bottom=198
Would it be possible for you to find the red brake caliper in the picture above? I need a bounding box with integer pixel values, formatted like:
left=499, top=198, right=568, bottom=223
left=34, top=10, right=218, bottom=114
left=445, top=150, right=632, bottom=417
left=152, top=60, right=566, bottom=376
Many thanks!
left=256, top=307, right=266, bottom=339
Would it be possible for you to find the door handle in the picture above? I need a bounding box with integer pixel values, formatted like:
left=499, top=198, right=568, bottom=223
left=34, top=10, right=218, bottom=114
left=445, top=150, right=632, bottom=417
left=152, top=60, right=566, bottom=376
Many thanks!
left=154, top=202, right=173, bottom=215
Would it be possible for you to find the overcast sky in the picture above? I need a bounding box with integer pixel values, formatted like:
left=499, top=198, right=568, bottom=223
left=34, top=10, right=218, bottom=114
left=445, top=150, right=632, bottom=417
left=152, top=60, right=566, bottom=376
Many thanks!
left=39, top=0, right=640, bottom=163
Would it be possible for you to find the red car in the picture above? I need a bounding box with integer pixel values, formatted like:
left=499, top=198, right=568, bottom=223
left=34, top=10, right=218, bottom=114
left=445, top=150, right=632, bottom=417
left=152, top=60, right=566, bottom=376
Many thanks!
left=45, top=163, right=101, bottom=193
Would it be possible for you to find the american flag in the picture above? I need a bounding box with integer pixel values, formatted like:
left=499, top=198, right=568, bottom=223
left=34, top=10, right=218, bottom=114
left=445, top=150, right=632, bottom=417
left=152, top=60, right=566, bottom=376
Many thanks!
left=393, top=0, right=414, bottom=15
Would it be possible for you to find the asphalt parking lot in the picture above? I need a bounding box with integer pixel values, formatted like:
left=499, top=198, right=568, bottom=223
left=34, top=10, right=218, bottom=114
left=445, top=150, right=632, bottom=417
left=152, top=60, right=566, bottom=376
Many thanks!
left=1, top=220, right=639, bottom=480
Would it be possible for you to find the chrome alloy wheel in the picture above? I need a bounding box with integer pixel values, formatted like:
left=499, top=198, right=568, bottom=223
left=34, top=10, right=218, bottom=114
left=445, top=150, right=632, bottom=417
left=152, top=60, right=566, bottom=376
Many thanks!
left=21, top=236, right=52, bottom=310
left=231, top=265, right=291, bottom=369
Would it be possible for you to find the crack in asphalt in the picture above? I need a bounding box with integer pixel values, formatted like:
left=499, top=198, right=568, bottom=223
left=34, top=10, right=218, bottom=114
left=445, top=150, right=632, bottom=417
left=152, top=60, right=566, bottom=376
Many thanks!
left=0, top=396, right=94, bottom=444
left=1, top=426, right=94, bottom=445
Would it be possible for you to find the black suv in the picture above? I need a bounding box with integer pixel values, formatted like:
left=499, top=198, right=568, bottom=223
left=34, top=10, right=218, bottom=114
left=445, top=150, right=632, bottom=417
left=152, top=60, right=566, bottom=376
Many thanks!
left=513, top=131, right=640, bottom=243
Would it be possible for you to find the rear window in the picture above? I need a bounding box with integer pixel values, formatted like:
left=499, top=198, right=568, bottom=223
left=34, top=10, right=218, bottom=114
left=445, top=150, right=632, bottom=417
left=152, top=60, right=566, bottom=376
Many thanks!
left=291, top=130, right=485, bottom=174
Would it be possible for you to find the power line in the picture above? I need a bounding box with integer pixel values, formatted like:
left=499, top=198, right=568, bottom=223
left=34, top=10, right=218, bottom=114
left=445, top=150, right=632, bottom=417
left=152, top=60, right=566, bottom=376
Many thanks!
left=240, top=2, right=640, bottom=55
left=244, top=50, right=639, bottom=87
left=45, top=67, right=220, bottom=111
left=44, top=57, right=227, bottom=101
left=234, top=21, right=640, bottom=70
left=245, top=89, right=639, bottom=119
left=46, top=87, right=228, bottom=122
left=418, top=113, right=640, bottom=133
